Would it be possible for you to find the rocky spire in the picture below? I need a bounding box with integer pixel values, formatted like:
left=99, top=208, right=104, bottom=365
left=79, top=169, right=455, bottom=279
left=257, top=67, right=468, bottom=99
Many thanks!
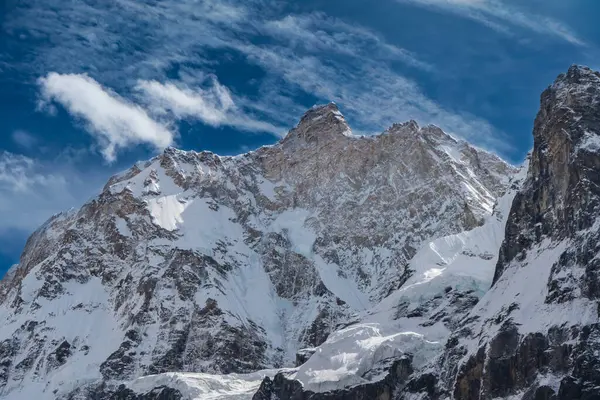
left=503, top=64, right=600, bottom=263
left=280, top=102, right=353, bottom=149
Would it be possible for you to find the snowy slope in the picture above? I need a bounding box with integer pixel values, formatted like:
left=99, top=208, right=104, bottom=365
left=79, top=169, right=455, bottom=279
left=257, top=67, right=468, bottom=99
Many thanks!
left=266, top=167, right=525, bottom=395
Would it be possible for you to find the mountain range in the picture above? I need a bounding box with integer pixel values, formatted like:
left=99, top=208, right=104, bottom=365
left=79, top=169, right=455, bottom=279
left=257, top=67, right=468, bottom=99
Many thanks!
left=0, top=65, right=599, bottom=400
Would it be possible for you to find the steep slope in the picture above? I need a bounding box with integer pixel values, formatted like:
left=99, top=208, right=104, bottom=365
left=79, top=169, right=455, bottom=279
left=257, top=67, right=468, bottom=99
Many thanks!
left=0, top=103, right=515, bottom=399
left=249, top=165, right=525, bottom=400
left=436, top=65, right=600, bottom=400
left=104, top=166, right=523, bottom=400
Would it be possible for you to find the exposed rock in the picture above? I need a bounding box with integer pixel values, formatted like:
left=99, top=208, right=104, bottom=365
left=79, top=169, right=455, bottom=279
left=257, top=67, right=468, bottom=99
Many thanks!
left=295, top=348, right=317, bottom=367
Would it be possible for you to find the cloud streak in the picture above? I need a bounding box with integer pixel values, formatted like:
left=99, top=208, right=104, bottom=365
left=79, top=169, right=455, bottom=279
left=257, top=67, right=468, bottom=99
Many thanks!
left=237, top=42, right=511, bottom=151
left=38, top=72, right=174, bottom=162
left=0, top=152, right=76, bottom=232
left=396, top=0, right=584, bottom=45
left=260, top=13, right=433, bottom=71
left=136, top=78, right=285, bottom=136
left=11, top=130, right=38, bottom=149
left=0, top=151, right=64, bottom=192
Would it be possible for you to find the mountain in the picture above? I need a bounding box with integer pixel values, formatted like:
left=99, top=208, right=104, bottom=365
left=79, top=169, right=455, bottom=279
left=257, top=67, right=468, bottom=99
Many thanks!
left=0, top=100, right=517, bottom=399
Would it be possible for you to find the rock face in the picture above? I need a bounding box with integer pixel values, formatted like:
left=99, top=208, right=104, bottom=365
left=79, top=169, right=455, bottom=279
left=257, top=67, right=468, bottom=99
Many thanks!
left=440, top=65, right=600, bottom=400
left=0, top=101, right=516, bottom=399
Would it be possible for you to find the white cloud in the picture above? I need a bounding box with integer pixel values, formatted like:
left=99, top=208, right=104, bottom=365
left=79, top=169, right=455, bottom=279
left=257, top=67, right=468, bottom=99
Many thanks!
left=397, top=0, right=584, bottom=45
left=136, top=78, right=285, bottom=136
left=137, top=78, right=233, bottom=123
left=38, top=72, right=174, bottom=162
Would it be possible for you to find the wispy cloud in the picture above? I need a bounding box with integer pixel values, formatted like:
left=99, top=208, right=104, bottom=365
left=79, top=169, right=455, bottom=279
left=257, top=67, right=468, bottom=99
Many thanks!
left=38, top=72, right=174, bottom=162
left=11, top=130, right=38, bottom=149
left=0, top=150, right=115, bottom=235
left=396, top=0, right=584, bottom=45
left=0, top=152, right=75, bottom=232
left=0, top=151, right=63, bottom=192
left=136, top=78, right=234, bottom=124
left=236, top=43, right=511, bottom=151
left=260, top=13, right=432, bottom=70
left=136, top=78, right=285, bottom=136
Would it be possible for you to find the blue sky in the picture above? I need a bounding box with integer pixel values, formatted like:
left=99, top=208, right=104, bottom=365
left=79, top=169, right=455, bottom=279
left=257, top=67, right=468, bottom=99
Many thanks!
left=0, top=0, right=599, bottom=274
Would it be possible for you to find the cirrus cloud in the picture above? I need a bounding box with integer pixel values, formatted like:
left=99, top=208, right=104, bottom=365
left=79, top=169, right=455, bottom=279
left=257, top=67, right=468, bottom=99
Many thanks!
left=0, top=151, right=81, bottom=232
left=10, top=0, right=587, bottom=162
left=135, top=79, right=285, bottom=136
left=11, top=130, right=38, bottom=149
left=0, top=151, right=64, bottom=193
left=396, top=0, right=584, bottom=45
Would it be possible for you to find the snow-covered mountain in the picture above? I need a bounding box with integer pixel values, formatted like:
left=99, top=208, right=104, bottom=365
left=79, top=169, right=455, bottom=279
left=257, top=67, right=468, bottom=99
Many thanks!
left=3, top=65, right=596, bottom=400
left=0, top=99, right=519, bottom=399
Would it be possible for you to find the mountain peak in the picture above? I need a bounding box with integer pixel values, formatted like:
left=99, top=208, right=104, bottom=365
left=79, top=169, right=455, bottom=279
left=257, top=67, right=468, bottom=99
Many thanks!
left=302, top=102, right=342, bottom=120
left=387, top=120, right=457, bottom=147
left=388, top=120, right=420, bottom=133
left=280, top=102, right=352, bottom=148
left=548, top=64, right=600, bottom=106
left=537, top=65, right=600, bottom=155
left=555, top=64, right=600, bottom=86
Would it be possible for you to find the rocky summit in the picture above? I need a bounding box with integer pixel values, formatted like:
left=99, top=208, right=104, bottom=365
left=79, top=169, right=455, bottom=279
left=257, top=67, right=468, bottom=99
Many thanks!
left=0, top=66, right=599, bottom=400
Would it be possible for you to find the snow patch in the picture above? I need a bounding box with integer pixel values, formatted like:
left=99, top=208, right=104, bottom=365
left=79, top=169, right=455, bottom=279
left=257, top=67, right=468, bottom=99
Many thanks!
left=126, top=369, right=288, bottom=400
left=147, top=195, right=189, bottom=231
left=576, top=130, right=600, bottom=152
left=294, top=323, right=440, bottom=392
left=269, top=209, right=316, bottom=257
